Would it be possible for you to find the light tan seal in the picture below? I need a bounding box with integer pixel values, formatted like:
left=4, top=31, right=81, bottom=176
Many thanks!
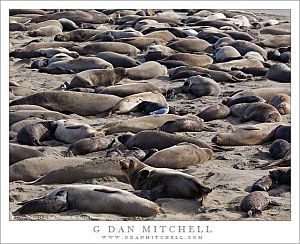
left=54, top=29, right=105, bottom=42
left=126, top=61, right=167, bottom=80
left=167, top=39, right=212, bottom=53
left=68, top=68, right=127, bottom=88
left=9, top=144, right=45, bottom=165
left=14, top=185, right=161, bottom=217
left=268, top=94, right=291, bottom=115
left=144, top=143, right=213, bottom=169
left=197, top=104, right=230, bottom=122
left=10, top=91, right=121, bottom=116
left=28, top=25, right=62, bottom=37
left=258, top=35, right=291, bottom=48
left=165, top=53, right=213, bottom=67
left=120, top=157, right=212, bottom=201
left=116, top=37, right=167, bottom=50
left=26, top=20, right=63, bottom=31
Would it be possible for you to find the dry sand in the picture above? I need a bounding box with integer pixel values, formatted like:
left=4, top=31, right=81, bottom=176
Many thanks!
left=9, top=9, right=291, bottom=221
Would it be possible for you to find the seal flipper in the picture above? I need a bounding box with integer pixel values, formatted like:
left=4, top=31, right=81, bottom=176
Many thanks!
left=93, top=188, right=120, bottom=194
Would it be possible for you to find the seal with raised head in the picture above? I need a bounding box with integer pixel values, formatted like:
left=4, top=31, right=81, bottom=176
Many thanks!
left=197, top=104, right=230, bottom=122
left=268, top=94, right=291, bottom=115
left=67, top=136, right=115, bottom=156
left=14, top=185, right=161, bottom=217
left=269, top=139, right=290, bottom=160
left=120, top=157, right=212, bottom=201
left=143, top=143, right=213, bottom=169
left=17, top=121, right=57, bottom=146
left=118, top=130, right=213, bottom=150
left=68, top=68, right=127, bottom=88
left=10, top=91, right=121, bottom=116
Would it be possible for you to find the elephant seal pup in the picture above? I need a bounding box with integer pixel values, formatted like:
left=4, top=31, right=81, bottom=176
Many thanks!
left=274, top=125, right=291, bottom=143
left=167, top=38, right=212, bottom=53
left=165, top=53, right=213, bottom=67
left=17, top=121, right=57, bottom=146
left=268, top=94, right=291, bottom=115
left=58, top=18, right=78, bottom=31
left=98, top=82, right=165, bottom=97
left=120, top=157, right=212, bottom=201
left=240, top=191, right=274, bottom=217
left=15, top=185, right=161, bottom=217
left=126, top=61, right=167, bottom=80
left=54, top=120, right=100, bottom=144
left=251, top=175, right=274, bottom=192
left=266, top=63, right=291, bottom=83
left=28, top=25, right=62, bottom=37
left=242, top=103, right=282, bottom=123
left=144, top=143, right=213, bottom=169
left=39, top=57, right=113, bottom=74
left=10, top=118, right=45, bottom=133
left=111, top=91, right=167, bottom=115
left=10, top=91, right=121, bottom=116
left=96, top=51, right=140, bottom=68
left=233, top=67, right=268, bottom=77
left=68, top=68, right=127, bottom=88
left=258, top=35, right=291, bottom=48
left=182, top=75, right=221, bottom=97
left=30, top=10, right=110, bottom=25
left=197, top=104, right=230, bottom=122
left=70, top=42, right=140, bottom=56
left=269, top=139, right=290, bottom=160
left=67, top=137, right=115, bottom=156
left=145, top=30, right=177, bottom=42
left=9, top=157, right=90, bottom=182
left=158, top=116, right=210, bottom=133
left=269, top=167, right=291, bottom=186
left=231, top=87, right=291, bottom=102
left=54, top=29, right=105, bottom=42
left=118, top=130, right=213, bottom=150
left=212, top=123, right=280, bottom=146
left=228, top=40, right=267, bottom=59
left=223, top=96, right=266, bottom=107
left=9, top=144, right=45, bottom=165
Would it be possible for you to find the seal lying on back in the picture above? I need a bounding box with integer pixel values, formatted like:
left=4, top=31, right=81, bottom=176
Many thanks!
left=17, top=121, right=57, bottom=146
left=118, top=130, right=213, bottom=150
left=120, top=157, right=212, bottom=201
left=10, top=91, right=121, bottom=116
left=14, top=185, right=161, bottom=217
left=143, top=143, right=213, bottom=169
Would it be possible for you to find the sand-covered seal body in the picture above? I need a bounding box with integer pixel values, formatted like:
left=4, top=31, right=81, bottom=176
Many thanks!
left=9, top=143, right=45, bottom=165
left=269, top=139, right=290, bottom=160
left=240, top=191, right=270, bottom=217
left=197, top=104, right=230, bottom=122
left=126, top=61, right=167, bottom=80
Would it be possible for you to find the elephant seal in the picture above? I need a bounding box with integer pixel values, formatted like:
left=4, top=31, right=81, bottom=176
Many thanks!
left=12, top=41, right=75, bottom=52
left=58, top=18, right=78, bottom=31
left=68, top=68, right=127, bottom=88
left=144, top=143, right=213, bottom=169
left=258, top=35, right=291, bottom=48
left=118, top=130, right=213, bottom=150
left=274, top=125, right=291, bottom=142
left=26, top=20, right=63, bottom=31
left=167, top=38, right=212, bottom=53
left=181, top=75, right=221, bottom=97
left=120, top=157, right=212, bottom=201
left=28, top=26, right=62, bottom=37
left=111, top=91, right=167, bottom=114
left=242, top=103, right=282, bottom=123
left=10, top=91, right=121, bottom=116
left=39, top=57, right=113, bottom=74
left=115, top=37, right=167, bottom=50
left=231, top=87, right=291, bottom=102
left=197, top=104, right=230, bottom=122
left=251, top=175, right=274, bottom=192
left=17, top=121, right=57, bottom=146
left=145, top=44, right=177, bottom=61
left=10, top=22, right=27, bottom=31
left=215, top=46, right=241, bottom=62
left=9, top=144, right=45, bottom=165
left=240, top=191, right=273, bottom=217
left=54, top=29, right=105, bottom=42
left=158, top=116, right=213, bottom=133
left=269, top=139, right=290, bottom=160
left=225, top=30, right=254, bottom=41
left=30, top=10, right=110, bottom=25
left=14, top=185, right=161, bottom=217
left=126, top=61, right=167, bottom=80
left=266, top=63, right=291, bottom=83
left=260, top=23, right=290, bottom=35
left=228, top=40, right=267, bottom=59
left=10, top=118, right=45, bottom=133
left=67, top=137, right=115, bottom=156
left=70, top=42, right=140, bottom=56
left=269, top=167, right=291, bottom=186
left=232, top=67, right=268, bottom=76
left=145, top=30, right=177, bottom=42
left=223, top=96, right=266, bottom=107
left=164, top=53, right=213, bottom=67
left=54, top=120, right=100, bottom=144
left=136, top=101, right=169, bottom=115
left=9, top=157, right=90, bottom=182
left=212, top=123, right=280, bottom=146
left=208, top=58, right=264, bottom=72
left=37, top=47, right=79, bottom=58
left=98, top=82, right=165, bottom=97
left=268, top=94, right=291, bottom=115
left=96, top=51, right=140, bottom=68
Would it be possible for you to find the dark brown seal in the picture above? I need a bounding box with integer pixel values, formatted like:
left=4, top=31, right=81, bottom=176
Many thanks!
left=242, top=103, right=282, bottom=123
left=197, top=104, right=230, bottom=122
left=240, top=191, right=270, bottom=217
left=269, top=167, right=291, bottom=186
left=222, top=95, right=266, bottom=107
left=17, top=121, right=57, bottom=146
left=274, top=125, right=291, bottom=142
left=120, top=157, right=212, bottom=201
left=251, top=175, right=275, bottom=192
left=269, top=139, right=290, bottom=159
